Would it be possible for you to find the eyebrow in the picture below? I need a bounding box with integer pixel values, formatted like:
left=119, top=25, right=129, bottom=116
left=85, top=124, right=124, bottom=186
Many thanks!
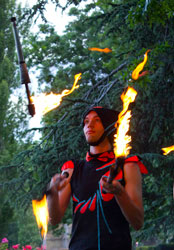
left=85, top=115, right=100, bottom=120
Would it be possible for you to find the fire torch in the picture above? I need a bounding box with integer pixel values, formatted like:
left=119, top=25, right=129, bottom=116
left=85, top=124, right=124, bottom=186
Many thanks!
left=107, top=87, right=138, bottom=184
left=11, top=17, right=35, bottom=117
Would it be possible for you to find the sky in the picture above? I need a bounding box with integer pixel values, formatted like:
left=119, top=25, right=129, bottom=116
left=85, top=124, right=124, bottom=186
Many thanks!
left=18, top=0, right=81, bottom=34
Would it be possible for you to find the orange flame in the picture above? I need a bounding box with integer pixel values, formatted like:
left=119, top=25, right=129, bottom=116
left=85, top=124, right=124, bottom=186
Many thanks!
left=89, top=47, right=112, bottom=53
left=32, top=195, right=49, bottom=239
left=161, top=145, right=174, bottom=155
left=132, top=50, right=150, bottom=80
left=114, top=87, right=137, bottom=157
left=31, top=73, right=82, bottom=115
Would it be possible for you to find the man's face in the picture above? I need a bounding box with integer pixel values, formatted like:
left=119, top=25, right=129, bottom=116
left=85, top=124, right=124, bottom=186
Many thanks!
left=83, top=111, right=104, bottom=144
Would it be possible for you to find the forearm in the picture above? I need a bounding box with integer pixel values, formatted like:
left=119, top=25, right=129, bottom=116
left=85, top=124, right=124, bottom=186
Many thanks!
left=114, top=186, right=144, bottom=230
left=47, top=180, right=72, bottom=225
left=47, top=191, right=63, bottom=225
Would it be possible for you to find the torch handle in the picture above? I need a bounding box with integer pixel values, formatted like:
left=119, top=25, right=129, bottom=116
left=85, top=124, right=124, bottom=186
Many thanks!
left=45, top=171, right=69, bottom=196
left=11, top=17, right=35, bottom=116
left=107, top=157, right=125, bottom=184
left=11, top=17, right=30, bottom=85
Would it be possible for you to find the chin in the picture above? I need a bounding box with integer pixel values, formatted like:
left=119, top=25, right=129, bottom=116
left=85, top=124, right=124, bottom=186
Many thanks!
left=86, top=138, right=96, bottom=145
left=87, top=139, right=94, bottom=144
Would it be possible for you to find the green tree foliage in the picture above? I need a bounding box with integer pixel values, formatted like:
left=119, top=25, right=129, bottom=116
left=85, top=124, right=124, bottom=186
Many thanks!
left=2, top=0, right=174, bottom=246
left=0, top=0, right=40, bottom=245
left=0, top=0, right=17, bottom=239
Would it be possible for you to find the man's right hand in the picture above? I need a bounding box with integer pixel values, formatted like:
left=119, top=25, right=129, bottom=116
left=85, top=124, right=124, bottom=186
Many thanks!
left=48, top=173, right=69, bottom=195
left=47, top=169, right=73, bottom=225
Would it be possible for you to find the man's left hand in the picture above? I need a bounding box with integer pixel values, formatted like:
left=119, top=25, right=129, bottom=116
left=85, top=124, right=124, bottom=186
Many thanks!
left=101, top=176, right=124, bottom=195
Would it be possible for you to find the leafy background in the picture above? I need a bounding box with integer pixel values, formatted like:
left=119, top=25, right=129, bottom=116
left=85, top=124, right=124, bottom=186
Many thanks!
left=0, top=0, right=173, bottom=248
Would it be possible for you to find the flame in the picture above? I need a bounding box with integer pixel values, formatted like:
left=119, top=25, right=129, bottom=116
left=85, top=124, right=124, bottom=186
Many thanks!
left=31, top=73, right=81, bottom=115
left=161, top=145, right=174, bottom=155
left=114, top=87, right=137, bottom=157
left=89, top=47, right=112, bottom=53
left=32, top=195, right=49, bottom=239
left=132, top=50, right=150, bottom=80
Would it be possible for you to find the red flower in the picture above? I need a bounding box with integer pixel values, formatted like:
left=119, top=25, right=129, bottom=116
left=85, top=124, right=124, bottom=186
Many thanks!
left=12, top=244, right=20, bottom=249
left=25, top=246, right=32, bottom=250
left=1, top=238, right=8, bottom=243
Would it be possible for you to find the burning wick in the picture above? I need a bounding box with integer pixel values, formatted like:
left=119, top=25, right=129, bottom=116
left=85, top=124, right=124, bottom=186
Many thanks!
left=88, top=47, right=112, bottom=53
left=32, top=194, right=49, bottom=239
left=161, top=145, right=174, bottom=155
left=31, top=73, right=82, bottom=115
left=132, top=49, right=150, bottom=80
left=108, top=87, right=137, bottom=183
left=114, top=86, right=137, bottom=158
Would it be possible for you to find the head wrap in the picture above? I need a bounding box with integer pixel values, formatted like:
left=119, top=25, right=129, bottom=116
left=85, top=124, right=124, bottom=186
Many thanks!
left=82, top=106, right=119, bottom=146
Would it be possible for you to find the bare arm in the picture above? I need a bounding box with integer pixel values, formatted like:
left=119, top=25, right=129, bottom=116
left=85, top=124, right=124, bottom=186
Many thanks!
left=47, top=168, right=73, bottom=225
left=101, top=162, right=144, bottom=230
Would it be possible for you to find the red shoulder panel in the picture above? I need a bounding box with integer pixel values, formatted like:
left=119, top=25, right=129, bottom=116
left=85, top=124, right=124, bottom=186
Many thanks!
left=61, top=160, right=74, bottom=171
left=125, top=156, right=148, bottom=174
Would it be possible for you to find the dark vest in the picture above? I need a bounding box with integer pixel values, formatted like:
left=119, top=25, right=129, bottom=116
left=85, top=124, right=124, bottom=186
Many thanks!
left=69, top=151, right=132, bottom=250
left=60, top=151, right=148, bottom=250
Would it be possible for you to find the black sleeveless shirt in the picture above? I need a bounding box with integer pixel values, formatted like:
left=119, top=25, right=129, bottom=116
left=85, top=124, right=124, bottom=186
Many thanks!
left=61, top=151, right=148, bottom=250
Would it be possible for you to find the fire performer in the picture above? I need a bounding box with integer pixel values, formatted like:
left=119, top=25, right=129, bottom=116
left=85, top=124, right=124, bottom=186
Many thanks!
left=47, top=106, right=148, bottom=250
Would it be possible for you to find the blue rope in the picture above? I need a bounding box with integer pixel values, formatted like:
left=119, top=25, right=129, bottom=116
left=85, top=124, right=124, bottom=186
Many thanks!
left=96, top=162, right=114, bottom=171
left=97, top=192, right=101, bottom=250
left=89, top=193, right=96, bottom=209
left=97, top=190, right=112, bottom=234
left=80, top=197, right=91, bottom=213
left=73, top=193, right=79, bottom=202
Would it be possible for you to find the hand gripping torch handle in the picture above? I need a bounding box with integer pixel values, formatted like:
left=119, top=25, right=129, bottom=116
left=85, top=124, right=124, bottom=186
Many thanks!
left=107, top=157, right=125, bottom=184
left=11, top=17, right=35, bottom=117
left=45, top=171, right=69, bottom=196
